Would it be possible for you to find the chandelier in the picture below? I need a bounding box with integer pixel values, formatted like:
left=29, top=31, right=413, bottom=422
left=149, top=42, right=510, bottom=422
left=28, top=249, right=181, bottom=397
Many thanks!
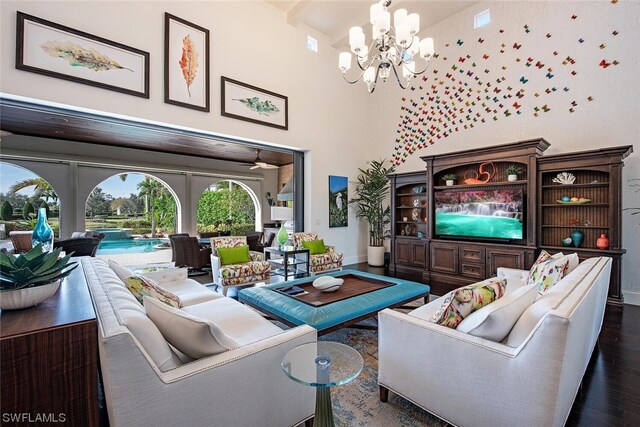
left=338, top=0, right=435, bottom=93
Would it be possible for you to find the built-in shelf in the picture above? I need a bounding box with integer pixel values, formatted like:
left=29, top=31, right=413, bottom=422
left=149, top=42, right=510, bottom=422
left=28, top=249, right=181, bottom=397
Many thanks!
left=541, top=225, right=609, bottom=229
left=541, top=182, right=609, bottom=188
left=539, top=246, right=625, bottom=255
left=433, top=180, right=528, bottom=190
left=541, top=203, right=610, bottom=207
left=396, top=192, right=427, bottom=197
left=397, top=221, right=427, bottom=224
left=397, top=205, right=428, bottom=209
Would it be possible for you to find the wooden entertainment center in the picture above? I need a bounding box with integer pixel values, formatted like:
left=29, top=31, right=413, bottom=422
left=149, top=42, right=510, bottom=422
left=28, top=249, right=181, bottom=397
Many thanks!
left=389, top=138, right=632, bottom=306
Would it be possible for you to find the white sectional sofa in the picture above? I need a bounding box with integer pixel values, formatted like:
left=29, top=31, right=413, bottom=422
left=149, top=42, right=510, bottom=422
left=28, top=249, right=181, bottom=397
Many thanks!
left=82, top=258, right=316, bottom=427
left=378, top=256, right=612, bottom=427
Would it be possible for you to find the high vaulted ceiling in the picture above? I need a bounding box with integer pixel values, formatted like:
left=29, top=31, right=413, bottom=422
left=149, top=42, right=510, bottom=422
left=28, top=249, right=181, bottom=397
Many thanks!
left=265, top=0, right=477, bottom=50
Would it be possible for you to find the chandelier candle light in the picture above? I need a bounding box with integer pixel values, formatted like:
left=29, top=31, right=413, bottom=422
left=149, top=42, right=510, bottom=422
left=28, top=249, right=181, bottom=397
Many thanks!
left=338, top=0, right=435, bottom=92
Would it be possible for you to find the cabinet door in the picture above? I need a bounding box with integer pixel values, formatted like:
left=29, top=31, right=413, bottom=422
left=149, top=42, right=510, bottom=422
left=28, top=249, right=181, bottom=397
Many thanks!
left=394, top=239, right=413, bottom=264
left=430, top=242, right=458, bottom=274
left=486, top=248, right=526, bottom=277
left=410, top=242, right=427, bottom=267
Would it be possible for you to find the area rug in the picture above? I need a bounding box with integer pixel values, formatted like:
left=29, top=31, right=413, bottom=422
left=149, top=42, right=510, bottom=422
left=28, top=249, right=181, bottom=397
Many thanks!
left=317, top=326, right=447, bottom=427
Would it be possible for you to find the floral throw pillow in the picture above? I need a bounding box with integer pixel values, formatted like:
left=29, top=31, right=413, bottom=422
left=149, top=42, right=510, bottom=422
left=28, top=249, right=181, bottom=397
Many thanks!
left=526, top=250, right=553, bottom=286
left=528, top=257, right=570, bottom=294
left=430, top=278, right=506, bottom=329
left=124, top=275, right=182, bottom=308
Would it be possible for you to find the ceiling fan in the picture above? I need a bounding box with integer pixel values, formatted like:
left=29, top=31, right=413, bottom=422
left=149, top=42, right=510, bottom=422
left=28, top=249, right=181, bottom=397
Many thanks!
left=248, top=149, right=279, bottom=170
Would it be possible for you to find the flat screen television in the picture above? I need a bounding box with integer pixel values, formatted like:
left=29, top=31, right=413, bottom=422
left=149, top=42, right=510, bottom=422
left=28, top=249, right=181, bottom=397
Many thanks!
left=435, top=188, right=524, bottom=240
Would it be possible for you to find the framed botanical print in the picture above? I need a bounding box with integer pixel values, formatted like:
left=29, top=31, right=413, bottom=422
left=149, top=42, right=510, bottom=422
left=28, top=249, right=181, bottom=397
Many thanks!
left=16, top=11, right=150, bottom=98
left=221, top=77, right=288, bottom=130
left=164, top=13, right=210, bottom=111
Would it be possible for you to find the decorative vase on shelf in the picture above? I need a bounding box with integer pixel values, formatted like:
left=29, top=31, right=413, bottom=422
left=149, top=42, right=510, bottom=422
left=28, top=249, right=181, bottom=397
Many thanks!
left=570, top=229, right=584, bottom=248
left=596, top=233, right=610, bottom=250
left=445, top=180, right=454, bottom=187
left=32, top=207, right=54, bottom=252
left=508, top=174, right=518, bottom=182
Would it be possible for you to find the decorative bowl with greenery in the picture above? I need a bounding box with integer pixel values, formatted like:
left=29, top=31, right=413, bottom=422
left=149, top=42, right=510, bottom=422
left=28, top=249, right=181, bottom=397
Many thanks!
left=349, top=159, right=396, bottom=266
left=0, top=244, right=78, bottom=309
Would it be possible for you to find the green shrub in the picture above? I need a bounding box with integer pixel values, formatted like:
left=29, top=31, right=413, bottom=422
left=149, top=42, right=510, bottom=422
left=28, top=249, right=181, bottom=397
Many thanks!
left=22, top=201, right=35, bottom=220
left=197, top=223, right=255, bottom=236
left=117, top=219, right=151, bottom=229
left=132, top=227, right=152, bottom=235
left=0, top=201, right=13, bottom=221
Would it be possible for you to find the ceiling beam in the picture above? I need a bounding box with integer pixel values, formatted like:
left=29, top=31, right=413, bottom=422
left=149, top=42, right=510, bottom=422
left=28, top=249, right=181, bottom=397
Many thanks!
left=286, top=0, right=315, bottom=26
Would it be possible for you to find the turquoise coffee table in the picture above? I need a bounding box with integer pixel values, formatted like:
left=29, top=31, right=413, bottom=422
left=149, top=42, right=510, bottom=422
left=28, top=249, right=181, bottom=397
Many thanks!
left=238, top=270, right=429, bottom=335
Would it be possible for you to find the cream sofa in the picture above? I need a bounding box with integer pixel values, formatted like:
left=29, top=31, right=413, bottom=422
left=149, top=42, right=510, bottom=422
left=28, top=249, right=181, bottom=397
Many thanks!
left=378, top=256, right=612, bottom=427
left=82, top=258, right=316, bottom=427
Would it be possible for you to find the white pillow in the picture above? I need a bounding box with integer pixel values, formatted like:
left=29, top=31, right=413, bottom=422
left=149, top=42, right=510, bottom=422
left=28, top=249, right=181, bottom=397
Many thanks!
left=108, top=260, right=134, bottom=282
left=505, top=293, right=564, bottom=348
left=140, top=267, right=188, bottom=284
left=144, top=296, right=240, bottom=359
left=457, top=284, right=538, bottom=341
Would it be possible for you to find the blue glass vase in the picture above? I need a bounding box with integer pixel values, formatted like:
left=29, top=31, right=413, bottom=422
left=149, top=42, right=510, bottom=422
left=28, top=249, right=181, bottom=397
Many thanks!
left=32, top=207, right=54, bottom=252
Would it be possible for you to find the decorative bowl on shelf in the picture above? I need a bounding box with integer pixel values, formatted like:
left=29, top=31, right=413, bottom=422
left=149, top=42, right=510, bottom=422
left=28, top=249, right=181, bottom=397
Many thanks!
left=312, top=276, right=344, bottom=292
left=412, top=185, right=425, bottom=193
left=556, top=199, right=591, bottom=205
left=561, top=237, right=573, bottom=247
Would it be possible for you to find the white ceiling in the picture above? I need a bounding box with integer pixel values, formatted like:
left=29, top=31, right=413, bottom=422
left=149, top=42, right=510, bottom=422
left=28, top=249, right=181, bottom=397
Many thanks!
left=265, top=0, right=477, bottom=49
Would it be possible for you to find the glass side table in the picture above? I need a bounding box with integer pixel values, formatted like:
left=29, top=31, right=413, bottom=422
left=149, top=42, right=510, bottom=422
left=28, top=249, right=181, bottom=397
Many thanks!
left=282, top=341, right=364, bottom=427
left=264, top=246, right=310, bottom=281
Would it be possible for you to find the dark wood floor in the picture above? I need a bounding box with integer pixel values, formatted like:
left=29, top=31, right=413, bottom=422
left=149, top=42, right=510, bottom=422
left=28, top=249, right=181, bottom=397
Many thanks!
left=199, top=262, right=640, bottom=426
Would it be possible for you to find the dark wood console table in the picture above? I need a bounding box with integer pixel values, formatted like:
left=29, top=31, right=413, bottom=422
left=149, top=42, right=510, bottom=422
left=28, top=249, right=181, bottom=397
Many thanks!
left=0, top=261, right=98, bottom=426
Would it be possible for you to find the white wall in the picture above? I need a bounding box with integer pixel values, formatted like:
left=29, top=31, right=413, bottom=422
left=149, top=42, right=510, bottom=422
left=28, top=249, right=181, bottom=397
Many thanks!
left=365, top=1, right=640, bottom=299
left=0, top=0, right=372, bottom=264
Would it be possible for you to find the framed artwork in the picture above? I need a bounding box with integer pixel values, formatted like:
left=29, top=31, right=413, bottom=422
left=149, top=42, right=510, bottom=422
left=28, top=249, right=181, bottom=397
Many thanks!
left=221, top=77, right=288, bottom=130
left=16, top=12, right=149, bottom=98
left=164, top=13, right=210, bottom=112
left=329, top=175, right=348, bottom=228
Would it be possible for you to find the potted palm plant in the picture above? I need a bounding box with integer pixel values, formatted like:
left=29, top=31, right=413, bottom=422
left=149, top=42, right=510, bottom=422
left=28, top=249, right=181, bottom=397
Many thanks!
left=442, top=174, right=457, bottom=186
left=349, top=159, right=396, bottom=266
left=506, top=164, right=523, bottom=182
left=0, top=244, right=78, bottom=310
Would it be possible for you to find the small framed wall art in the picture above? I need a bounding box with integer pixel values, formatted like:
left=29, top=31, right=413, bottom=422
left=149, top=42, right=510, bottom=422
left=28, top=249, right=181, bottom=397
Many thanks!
left=164, top=13, right=210, bottom=111
left=329, top=175, right=348, bottom=228
left=221, top=77, right=288, bottom=130
left=16, top=11, right=150, bottom=98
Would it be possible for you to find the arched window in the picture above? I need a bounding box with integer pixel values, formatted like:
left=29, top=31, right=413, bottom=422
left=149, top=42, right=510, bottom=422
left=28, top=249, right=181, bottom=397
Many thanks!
left=196, top=180, right=260, bottom=234
left=0, top=161, right=61, bottom=238
left=85, top=173, right=179, bottom=238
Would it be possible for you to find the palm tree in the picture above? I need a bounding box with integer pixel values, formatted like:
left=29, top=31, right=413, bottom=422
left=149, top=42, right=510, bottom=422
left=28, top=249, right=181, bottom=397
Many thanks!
left=137, top=177, right=166, bottom=237
left=9, top=178, right=58, bottom=204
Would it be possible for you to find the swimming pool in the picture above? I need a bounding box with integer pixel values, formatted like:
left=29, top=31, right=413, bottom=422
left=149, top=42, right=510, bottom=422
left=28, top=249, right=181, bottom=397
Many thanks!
left=96, top=238, right=170, bottom=255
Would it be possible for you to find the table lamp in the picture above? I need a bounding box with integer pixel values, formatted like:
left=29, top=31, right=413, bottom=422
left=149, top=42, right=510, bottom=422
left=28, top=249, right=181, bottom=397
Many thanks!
left=270, top=206, right=293, bottom=247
